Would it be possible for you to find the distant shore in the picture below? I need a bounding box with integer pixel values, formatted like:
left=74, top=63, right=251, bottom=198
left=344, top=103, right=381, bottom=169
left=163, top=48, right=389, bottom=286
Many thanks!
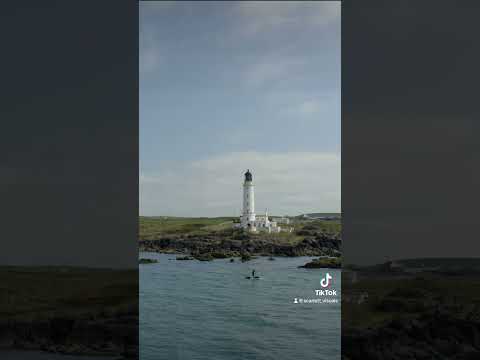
left=342, top=259, right=480, bottom=359
left=0, top=266, right=138, bottom=358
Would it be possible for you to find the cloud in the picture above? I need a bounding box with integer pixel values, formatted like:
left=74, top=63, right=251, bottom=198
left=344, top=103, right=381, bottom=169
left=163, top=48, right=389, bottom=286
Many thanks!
left=308, top=1, right=341, bottom=26
left=234, top=1, right=340, bottom=36
left=140, top=45, right=162, bottom=75
left=260, top=90, right=339, bottom=122
left=298, top=99, right=322, bottom=115
left=140, top=151, right=340, bottom=216
left=243, top=55, right=306, bottom=88
left=295, top=94, right=340, bottom=118
left=139, top=15, right=164, bottom=75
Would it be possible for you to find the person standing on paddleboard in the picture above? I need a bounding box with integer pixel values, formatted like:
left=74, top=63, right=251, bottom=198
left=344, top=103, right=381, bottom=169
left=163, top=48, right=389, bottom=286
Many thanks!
left=252, top=269, right=256, bottom=277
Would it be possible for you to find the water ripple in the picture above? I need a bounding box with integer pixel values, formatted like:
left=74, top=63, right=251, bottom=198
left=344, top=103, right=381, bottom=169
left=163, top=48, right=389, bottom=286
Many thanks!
left=140, top=253, right=340, bottom=360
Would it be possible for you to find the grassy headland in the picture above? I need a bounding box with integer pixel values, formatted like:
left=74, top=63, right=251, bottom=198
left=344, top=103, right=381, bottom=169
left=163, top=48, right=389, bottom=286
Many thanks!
left=139, top=216, right=235, bottom=240
left=139, top=216, right=341, bottom=261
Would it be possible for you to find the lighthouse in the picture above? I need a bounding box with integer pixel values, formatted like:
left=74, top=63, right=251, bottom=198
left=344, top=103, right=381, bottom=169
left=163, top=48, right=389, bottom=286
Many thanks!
left=234, top=169, right=282, bottom=233
left=241, top=169, right=256, bottom=230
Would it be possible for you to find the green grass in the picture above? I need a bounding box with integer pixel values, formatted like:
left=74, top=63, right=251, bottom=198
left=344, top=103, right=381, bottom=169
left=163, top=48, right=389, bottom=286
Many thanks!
left=139, top=216, right=235, bottom=240
left=139, top=216, right=341, bottom=246
left=249, top=230, right=304, bottom=245
left=288, top=218, right=341, bottom=237
left=319, top=220, right=341, bottom=233
left=298, top=212, right=341, bottom=218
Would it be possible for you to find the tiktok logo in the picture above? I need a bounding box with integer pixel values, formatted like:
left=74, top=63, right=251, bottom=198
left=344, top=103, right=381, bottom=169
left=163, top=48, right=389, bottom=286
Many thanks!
left=320, top=273, right=332, bottom=288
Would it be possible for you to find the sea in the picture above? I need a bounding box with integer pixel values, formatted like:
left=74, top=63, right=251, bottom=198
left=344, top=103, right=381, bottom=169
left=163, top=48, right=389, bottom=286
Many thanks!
left=140, top=252, right=341, bottom=360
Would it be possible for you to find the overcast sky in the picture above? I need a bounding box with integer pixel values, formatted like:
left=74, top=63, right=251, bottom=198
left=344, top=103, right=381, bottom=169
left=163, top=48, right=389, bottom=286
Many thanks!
left=140, top=1, right=340, bottom=217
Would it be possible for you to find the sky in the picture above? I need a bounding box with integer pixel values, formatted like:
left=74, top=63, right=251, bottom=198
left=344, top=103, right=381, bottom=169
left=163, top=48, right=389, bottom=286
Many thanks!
left=140, top=1, right=341, bottom=217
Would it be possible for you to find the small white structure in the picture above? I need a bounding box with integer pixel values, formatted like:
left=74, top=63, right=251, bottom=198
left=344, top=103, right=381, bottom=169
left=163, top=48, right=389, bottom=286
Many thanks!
left=273, top=216, right=290, bottom=224
left=234, top=170, right=281, bottom=233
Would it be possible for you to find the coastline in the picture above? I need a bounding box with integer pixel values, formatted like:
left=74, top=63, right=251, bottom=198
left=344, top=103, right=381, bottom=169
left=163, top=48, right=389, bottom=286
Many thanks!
left=139, top=216, right=342, bottom=267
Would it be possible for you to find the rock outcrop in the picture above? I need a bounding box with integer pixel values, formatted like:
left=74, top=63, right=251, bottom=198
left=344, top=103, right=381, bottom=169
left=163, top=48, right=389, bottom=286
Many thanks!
left=139, top=258, right=158, bottom=264
left=139, top=228, right=341, bottom=259
left=298, top=257, right=342, bottom=269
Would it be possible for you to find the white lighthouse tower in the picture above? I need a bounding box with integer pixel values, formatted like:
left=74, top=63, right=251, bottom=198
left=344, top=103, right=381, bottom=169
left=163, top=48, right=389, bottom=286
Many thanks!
left=241, top=169, right=256, bottom=230
left=233, top=169, right=283, bottom=233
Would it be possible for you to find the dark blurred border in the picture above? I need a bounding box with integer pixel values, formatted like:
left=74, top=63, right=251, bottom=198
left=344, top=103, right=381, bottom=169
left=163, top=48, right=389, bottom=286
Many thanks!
left=0, top=1, right=138, bottom=358
left=343, top=1, right=480, bottom=359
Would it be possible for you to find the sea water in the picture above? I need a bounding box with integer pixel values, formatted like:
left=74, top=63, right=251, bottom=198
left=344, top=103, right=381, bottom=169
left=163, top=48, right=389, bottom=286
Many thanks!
left=140, top=252, right=341, bottom=360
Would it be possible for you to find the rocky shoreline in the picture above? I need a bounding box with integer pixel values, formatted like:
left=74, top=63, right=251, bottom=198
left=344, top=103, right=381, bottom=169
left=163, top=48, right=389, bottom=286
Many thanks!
left=139, top=228, right=341, bottom=261
left=298, top=257, right=342, bottom=268
left=139, top=258, right=158, bottom=264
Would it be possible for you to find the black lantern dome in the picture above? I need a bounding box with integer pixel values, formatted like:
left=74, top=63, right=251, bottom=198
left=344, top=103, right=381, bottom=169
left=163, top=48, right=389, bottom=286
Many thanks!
left=244, top=169, right=253, bottom=182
